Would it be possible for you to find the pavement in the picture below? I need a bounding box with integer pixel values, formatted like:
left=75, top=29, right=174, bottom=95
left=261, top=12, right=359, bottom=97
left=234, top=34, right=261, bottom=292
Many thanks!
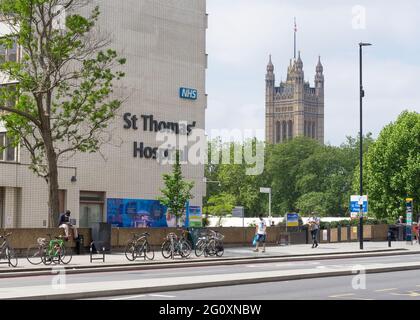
left=2, top=241, right=419, bottom=272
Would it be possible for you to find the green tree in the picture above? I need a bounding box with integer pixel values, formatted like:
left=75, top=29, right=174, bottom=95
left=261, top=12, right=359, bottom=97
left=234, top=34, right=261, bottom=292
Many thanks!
left=203, top=193, right=235, bottom=226
left=295, top=192, right=326, bottom=215
left=266, top=137, right=321, bottom=214
left=0, top=0, right=126, bottom=226
left=204, top=138, right=265, bottom=217
left=158, top=151, right=195, bottom=227
left=364, top=111, right=420, bottom=220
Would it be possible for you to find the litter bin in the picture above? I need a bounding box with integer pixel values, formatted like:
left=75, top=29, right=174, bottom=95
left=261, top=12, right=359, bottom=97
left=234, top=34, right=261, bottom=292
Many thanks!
left=91, top=222, right=112, bottom=252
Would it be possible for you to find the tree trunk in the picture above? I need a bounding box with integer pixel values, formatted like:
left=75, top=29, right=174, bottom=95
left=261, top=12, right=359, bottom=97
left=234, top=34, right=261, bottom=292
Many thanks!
left=47, top=158, right=60, bottom=228
left=43, top=130, right=60, bottom=228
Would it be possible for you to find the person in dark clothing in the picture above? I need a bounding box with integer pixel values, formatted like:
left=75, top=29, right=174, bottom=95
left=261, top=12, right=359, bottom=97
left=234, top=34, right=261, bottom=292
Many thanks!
left=58, top=210, right=79, bottom=240
left=308, top=213, right=320, bottom=248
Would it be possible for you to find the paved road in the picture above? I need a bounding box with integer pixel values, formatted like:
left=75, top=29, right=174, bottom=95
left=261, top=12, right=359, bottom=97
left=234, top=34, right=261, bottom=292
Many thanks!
left=102, top=270, right=420, bottom=300
left=1, top=253, right=418, bottom=291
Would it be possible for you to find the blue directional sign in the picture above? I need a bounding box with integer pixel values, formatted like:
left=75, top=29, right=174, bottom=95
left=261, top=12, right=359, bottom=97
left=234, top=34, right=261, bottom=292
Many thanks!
left=350, top=195, right=368, bottom=217
left=179, top=87, right=198, bottom=100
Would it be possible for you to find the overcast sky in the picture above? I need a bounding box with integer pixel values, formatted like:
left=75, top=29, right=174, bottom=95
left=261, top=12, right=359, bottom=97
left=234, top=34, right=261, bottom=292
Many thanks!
left=205, top=0, right=420, bottom=146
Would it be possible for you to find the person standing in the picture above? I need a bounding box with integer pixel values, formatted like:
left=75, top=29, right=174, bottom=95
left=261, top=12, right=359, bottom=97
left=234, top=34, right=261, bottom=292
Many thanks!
left=308, top=213, right=320, bottom=248
left=254, top=214, right=267, bottom=253
left=58, top=210, right=79, bottom=241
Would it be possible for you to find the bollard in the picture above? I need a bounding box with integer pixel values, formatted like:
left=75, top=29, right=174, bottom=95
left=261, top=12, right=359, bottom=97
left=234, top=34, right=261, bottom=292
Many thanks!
left=388, top=231, right=392, bottom=247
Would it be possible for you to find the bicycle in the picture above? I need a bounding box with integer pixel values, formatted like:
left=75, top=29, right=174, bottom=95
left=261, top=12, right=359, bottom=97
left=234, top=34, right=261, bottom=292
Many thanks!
left=206, top=230, right=225, bottom=257
left=27, top=234, right=72, bottom=265
left=0, top=233, right=18, bottom=267
left=194, top=231, right=210, bottom=257
left=124, top=232, right=155, bottom=261
left=161, top=229, right=192, bottom=259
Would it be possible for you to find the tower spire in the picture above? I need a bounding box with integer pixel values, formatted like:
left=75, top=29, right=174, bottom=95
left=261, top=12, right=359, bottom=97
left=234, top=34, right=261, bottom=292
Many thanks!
left=294, top=17, right=297, bottom=60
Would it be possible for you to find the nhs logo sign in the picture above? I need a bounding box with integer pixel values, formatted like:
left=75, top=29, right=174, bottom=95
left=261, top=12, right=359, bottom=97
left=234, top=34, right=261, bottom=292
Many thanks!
left=179, top=87, right=198, bottom=100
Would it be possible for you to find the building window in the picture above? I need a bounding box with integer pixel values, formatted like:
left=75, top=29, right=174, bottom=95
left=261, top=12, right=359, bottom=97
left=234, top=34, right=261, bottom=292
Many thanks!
left=0, top=41, right=19, bottom=63
left=0, top=132, right=17, bottom=162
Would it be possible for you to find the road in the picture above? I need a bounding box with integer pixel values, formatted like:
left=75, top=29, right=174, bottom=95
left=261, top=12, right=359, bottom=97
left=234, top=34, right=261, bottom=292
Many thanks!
left=1, top=253, right=420, bottom=299
left=103, top=270, right=420, bottom=300
left=0, top=253, right=418, bottom=289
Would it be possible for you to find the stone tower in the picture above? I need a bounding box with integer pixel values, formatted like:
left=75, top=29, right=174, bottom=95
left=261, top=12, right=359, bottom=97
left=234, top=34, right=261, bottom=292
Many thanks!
left=265, top=52, right=324, bottom=144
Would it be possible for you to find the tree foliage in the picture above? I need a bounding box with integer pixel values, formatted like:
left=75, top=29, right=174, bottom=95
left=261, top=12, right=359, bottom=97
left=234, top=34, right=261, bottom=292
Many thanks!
left=363, top=111, right=420, bottom=220
left=205, top=135, right=375, bottom=217
left=203, top=193, right=235, bottom=226
left=0, top=0, right=126, bottom=225
left=158, top=151, right=195, bottom=226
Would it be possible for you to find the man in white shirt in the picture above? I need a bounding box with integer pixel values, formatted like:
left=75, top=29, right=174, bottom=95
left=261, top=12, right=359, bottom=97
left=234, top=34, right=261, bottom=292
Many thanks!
left=308, top=213, right=320, bottom=248
left=254, top=214, right=267, bottom=252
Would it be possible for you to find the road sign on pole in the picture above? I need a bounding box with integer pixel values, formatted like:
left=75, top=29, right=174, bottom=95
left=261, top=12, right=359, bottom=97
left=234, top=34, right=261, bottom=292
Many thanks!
left=350, top=195, right=368, bottom=218
left=406, top=198, right=414, bottom=244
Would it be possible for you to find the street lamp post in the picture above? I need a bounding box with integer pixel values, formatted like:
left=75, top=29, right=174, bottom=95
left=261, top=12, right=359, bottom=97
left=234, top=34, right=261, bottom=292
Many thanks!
left=359, top=42, right=372, bottom=250
left=260, top=187, right=272, bottom=225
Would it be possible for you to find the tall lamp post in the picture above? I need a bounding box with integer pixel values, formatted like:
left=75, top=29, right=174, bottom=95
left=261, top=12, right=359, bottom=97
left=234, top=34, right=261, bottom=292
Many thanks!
left=260, top=187, right=272, bottom=225
left=359, top=42, right=372, bottom=250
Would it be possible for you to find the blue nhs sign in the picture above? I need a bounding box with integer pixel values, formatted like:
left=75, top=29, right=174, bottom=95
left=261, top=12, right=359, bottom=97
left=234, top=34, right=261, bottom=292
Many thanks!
left=179, top=87, right=198, bottom=100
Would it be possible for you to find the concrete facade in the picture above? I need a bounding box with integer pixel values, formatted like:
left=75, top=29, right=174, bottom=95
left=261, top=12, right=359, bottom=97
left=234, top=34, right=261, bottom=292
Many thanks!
left=0, top=0, right=207, bottom=228
left=265, top=52, right=324, bottom=144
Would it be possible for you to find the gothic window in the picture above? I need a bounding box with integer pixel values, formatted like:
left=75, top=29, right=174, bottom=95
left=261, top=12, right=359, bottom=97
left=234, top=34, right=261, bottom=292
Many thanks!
left=282, top=121, right=287, bottom=142
left=276, top=121, right=281, bottom=143
left=288, top=120, right=293, bottom=140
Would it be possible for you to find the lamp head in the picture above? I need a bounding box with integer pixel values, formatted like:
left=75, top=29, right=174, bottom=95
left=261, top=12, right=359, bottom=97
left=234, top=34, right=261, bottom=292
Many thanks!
left=359, top=42, right=372, bottom=47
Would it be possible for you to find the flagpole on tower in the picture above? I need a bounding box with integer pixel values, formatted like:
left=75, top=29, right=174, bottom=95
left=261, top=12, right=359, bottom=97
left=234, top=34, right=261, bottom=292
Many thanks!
left=294, top=17, right=297, bottom=60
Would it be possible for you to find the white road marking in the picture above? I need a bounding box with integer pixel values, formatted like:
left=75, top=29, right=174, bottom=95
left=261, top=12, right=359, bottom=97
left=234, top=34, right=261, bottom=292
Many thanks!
left=375, top=288, right=397, bottom=292
left=110, top=295, right=146, bottom=300
left=329, top=293, right=355, bottom=298
left=150, top=294, right=176, bottom=298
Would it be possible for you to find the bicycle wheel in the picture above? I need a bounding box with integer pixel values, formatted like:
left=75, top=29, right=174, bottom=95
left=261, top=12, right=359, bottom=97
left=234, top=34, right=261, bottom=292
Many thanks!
left=207, top=239, right=217, bottom=256
left=144, top=242, right=155, bottom=260
left=194, top=239, right=206, bottom=257
left=26, top=245, right=43, bottom=265
left=179, top=240, right=191, bottom=258
left=161, top=240, right=172, bottom=259
left=125, top=242, right=136, bottom=261
left=5, top=248, right=18, bottom=267
left=215, top=241, right=224, bottom=257
left=42, top=250, right=53, bottom=265
left=60, top=245, right=72, bottom=265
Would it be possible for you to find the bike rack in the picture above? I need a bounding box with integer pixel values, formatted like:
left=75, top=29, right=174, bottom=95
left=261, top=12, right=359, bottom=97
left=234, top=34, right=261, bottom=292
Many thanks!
left=90, top=241, right=106, bottom=263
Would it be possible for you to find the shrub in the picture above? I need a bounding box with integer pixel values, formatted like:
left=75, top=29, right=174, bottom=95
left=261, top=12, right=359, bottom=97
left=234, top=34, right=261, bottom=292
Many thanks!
left=329, top=221, right=339, bottom=228
left=339, top=220, right=350, bottom=227
left=319, top=221, right=330, bottom=229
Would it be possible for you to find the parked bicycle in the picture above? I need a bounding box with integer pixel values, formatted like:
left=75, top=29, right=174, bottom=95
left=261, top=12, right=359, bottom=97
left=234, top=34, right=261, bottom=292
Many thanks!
left=0, top=233, right=17, bottom=267
left=125, top=232, right=155, bottom=261
left=27, top=234, right=72, bottom=265
left=161, top=229, right=192, bottom=259
left=195, top=230, right=224, bottom=257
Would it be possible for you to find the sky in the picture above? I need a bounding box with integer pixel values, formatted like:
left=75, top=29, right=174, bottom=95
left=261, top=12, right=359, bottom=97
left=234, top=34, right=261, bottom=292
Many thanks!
left=205, top=0, right=420, bottom=146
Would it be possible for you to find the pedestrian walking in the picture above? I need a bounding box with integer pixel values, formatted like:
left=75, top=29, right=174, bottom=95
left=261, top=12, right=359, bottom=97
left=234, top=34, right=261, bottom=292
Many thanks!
left=254, top=214, right=267, bottom=253
left=308, top=213, right=320, bottom=248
